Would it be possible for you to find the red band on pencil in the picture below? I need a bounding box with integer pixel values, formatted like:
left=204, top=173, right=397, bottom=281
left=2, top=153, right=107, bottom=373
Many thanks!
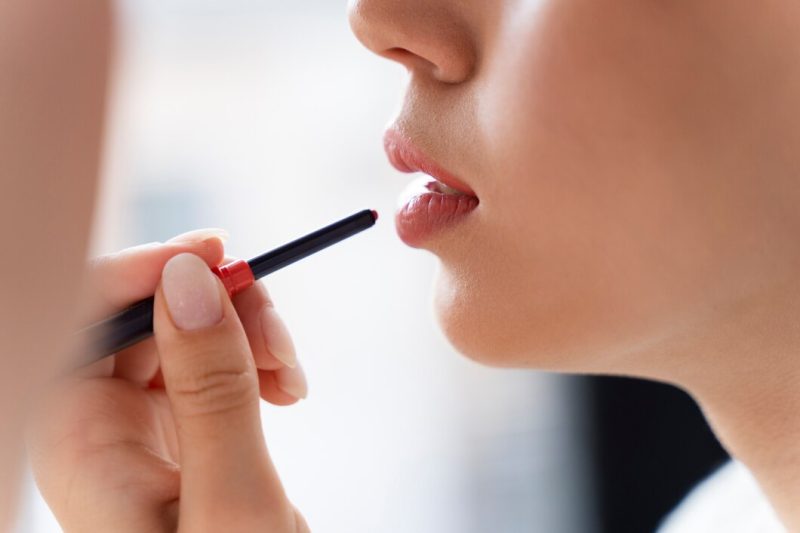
left=212, top=259, right=255, bottom=297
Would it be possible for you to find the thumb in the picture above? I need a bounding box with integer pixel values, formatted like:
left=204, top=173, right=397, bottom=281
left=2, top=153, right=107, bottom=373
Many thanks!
left=154, top=253, right=295, bottom=531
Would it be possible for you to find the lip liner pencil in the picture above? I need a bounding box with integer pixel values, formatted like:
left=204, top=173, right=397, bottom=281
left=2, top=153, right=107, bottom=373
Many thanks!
left=78, top=209, right=378, bottom=365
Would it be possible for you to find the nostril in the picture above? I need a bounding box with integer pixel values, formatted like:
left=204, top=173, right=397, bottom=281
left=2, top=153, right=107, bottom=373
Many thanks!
left=384, top=47, right=437, bottom=74
left=385, top=47, right=415, bottom=61
left=384, top=47, right=471, bottom=84
left=384, top=47, right=415, bottom=63
left=348, top=0, right=477, bottom=85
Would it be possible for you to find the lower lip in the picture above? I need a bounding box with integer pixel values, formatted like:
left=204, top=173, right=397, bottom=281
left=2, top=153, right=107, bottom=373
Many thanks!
left=396, top=179, right=479, bottom=247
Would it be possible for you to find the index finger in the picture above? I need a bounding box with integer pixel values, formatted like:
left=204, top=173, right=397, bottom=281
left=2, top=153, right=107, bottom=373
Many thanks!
left=80, top=230, right=227, bottom=324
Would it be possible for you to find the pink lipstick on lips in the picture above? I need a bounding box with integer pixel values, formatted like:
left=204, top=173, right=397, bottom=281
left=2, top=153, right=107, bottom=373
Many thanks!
left=384, top=129, right=479, bottom=247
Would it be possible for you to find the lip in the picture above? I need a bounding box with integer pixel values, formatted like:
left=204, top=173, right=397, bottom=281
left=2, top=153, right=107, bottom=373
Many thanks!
left=384, top=129, right=479, bottom=248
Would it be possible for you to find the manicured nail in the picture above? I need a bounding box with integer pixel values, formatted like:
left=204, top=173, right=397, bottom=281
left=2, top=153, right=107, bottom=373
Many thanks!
left=168, top=228, right=229, bottom=244
left=162, top=254, right=223, bottom=331
left=260, top=306, right=298, bottom=368
left=276, top=363, right=308, bottom=400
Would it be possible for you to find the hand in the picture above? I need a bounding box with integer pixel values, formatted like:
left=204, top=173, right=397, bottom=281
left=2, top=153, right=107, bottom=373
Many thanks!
left=29, top=231, right=310, bottom=532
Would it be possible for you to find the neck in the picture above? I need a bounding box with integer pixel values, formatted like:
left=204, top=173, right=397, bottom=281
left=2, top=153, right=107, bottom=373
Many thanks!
left=697, top=370, right=800, bottom=530
left=657, top=292, right=800, bottom=530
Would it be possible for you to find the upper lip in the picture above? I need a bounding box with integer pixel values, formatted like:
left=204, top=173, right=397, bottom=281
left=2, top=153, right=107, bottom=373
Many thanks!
left=383, top=129, right=476, bottom=196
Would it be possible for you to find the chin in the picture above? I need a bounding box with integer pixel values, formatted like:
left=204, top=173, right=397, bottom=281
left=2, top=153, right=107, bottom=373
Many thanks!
left=431, top=264, right=541, bottom=369
left=431, top=260, right=630, bottom=374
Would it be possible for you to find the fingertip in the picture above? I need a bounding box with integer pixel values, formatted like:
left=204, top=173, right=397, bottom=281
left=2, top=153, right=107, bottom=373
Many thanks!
left=233, top=283, right=289, bottom=372
left=165, top=235, right=226, bottom=268
left=201, top=236, right=226, bottom=266
left=259, top=307, right=298, bottom=369
left=168, top=228, right=229, bottom=245
left=258, top=370, right=303, bottom=407
left=275, top=364, right=308, bottom=401
left=168, top=229, right=228, bottom=267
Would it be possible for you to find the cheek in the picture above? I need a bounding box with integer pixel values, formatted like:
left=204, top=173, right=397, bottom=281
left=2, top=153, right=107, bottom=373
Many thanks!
left=432, top=4, right=675, bottom=367
left=431, top=208, right=681, bottom=371
left=435, top=1, right=790, bottom=369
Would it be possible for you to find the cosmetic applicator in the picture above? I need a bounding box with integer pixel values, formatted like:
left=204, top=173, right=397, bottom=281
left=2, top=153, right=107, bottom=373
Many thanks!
left=79, top=209, right=378, bottom=365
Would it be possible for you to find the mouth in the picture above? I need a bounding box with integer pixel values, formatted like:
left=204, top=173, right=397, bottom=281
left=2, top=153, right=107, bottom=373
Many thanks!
left=383, top=129, right=480, bottom=248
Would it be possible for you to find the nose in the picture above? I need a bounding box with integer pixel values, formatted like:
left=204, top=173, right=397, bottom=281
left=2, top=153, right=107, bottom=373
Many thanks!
left=348, top=0, right=477, bottom=84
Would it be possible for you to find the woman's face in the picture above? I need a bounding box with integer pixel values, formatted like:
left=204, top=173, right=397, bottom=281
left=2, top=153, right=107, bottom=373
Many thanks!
left=350, top=0, right=800, bottom=373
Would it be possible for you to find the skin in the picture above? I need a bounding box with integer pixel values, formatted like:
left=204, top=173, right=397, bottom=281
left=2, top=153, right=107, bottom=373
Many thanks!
left=2, top=2, right=309, bottom=530
left=350, top=0, right=800, bottom=528
left=16, top=0, right=800, bottom=530
left=30, top=239, right=310, bottom=532
left=0, top=0, right=110, bottom=526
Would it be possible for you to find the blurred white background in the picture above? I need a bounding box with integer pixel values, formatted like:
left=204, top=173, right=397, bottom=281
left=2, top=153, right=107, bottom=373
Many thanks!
left=20, top=1, right=593, bottom=531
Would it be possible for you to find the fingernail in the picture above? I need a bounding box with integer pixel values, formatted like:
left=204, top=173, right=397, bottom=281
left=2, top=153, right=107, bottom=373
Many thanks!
left=260, top=306, right=298, bottom=368
left=276, top=364, right=308, bottom=400
left=168, top=228, right=229, bottom=244
left=162, top=254, right=223, bottom=331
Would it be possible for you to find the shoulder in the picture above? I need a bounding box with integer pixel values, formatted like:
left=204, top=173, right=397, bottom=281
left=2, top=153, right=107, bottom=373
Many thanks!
left=659, top=461, right=785, bottom=533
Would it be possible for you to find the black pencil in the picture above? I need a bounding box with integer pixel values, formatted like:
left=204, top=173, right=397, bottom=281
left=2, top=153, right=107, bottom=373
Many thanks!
left=79, top=209, right=378, bottom=365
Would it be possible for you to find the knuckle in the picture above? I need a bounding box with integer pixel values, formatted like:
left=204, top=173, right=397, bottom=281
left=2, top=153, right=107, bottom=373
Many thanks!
left=169, top=363, right=258, bottom=417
